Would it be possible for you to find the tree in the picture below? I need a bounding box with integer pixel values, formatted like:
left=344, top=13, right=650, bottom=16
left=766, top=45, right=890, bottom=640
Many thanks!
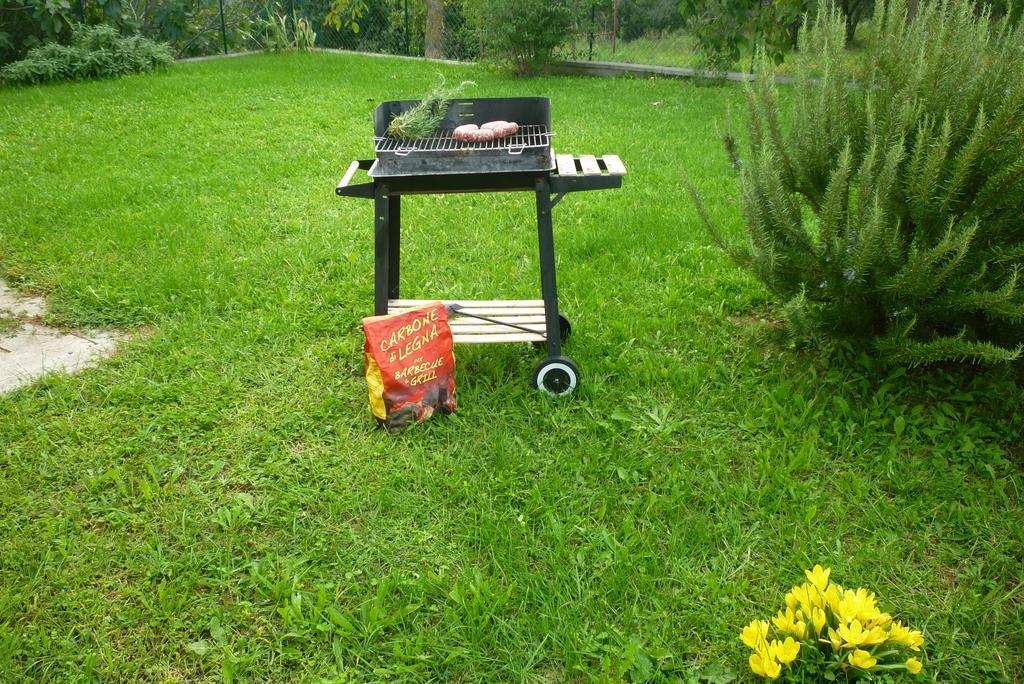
left=835, top=0, right=874, bottom=41
left=425, top=0, right=442, bottom=58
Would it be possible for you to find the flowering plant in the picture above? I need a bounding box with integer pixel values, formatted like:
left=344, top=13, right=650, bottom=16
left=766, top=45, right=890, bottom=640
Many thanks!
left=741, top=566, right=925, bottom=681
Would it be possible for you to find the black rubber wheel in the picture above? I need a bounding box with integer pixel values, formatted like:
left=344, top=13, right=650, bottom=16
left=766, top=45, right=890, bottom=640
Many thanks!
left=532, top=315, right=572, bottom=350
left=533, top=356, right=580, bottom=397
left=557, top=314, right=572, bottom=341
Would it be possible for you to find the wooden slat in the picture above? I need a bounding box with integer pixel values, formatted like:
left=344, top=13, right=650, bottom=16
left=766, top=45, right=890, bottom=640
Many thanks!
left=449, top=323, right=546, bottom=334
left=338, top=160, right=361, bottom=189
left=555, top=154, right=578, bottom=177
left=449, top=315, right=546, bottom=325
left=601, top=154, right=627, bottom=176
left=392, top=307, right=546, bottom=317
left=579, top=155, right=601, bottom=176
left=453, top=332, right=545, bottom=344
left=390, top=299, right=542, bottom=308
left=452, top=307, right=546, bottom=316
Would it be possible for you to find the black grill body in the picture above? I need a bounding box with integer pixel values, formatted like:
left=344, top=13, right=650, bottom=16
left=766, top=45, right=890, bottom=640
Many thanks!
left=371, top=97, right=553, bottom=177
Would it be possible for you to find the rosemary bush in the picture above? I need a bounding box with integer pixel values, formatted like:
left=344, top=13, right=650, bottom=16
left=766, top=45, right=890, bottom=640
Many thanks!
left=699, top=0, right=1024, bottom=364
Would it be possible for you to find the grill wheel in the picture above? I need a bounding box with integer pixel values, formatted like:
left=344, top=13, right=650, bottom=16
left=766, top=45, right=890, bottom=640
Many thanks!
left=533, top=356, right=580, bottom=397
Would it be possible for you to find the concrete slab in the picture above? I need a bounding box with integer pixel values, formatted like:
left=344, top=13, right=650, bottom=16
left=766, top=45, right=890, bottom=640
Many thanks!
left=1, top=281, right=124, bottom=393
left=0, top=281, right=46, bottom=318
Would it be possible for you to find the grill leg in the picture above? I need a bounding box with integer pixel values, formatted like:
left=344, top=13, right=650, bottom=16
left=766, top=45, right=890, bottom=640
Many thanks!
left=374, top=185, right=390, bottom=316
left=535, top=177, right=561, bottom=357
left=388, top=195, right=401, bottom=300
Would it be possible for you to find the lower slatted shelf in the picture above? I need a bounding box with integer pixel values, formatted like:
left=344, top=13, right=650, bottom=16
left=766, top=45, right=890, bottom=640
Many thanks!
left=388, top=299, right=548, bottom=344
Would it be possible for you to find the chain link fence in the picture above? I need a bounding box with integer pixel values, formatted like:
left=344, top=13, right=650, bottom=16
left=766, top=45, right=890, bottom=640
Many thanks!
left=569, top=1, right=696, bottom=67
left=302, top=0, right=481, bottom=61
left=295, top=0, right=698, bottom=67
left=3, top=0, right=702, bottom=68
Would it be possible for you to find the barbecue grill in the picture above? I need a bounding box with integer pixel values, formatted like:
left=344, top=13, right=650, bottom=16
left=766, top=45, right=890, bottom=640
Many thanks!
left=337, top=96, right=625, bottom=396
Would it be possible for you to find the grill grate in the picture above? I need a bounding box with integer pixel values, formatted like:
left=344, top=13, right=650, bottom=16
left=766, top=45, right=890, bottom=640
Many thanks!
left=375, top=124, right=553, bottom=157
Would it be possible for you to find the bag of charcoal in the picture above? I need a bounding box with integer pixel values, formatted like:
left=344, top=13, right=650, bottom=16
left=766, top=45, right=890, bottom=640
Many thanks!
left=362, top=302, right=457, bottom=434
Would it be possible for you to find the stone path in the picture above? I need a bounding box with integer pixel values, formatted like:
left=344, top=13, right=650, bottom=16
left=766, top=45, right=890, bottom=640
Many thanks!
left=0, top=281, right=122, bottom=393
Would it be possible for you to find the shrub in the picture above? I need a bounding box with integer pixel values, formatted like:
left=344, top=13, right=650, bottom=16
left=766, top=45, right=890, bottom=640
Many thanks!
left=473, top=0, right=573, bottom=74
left=249, top=4, right=318, bottom=52
left=696, top=0, right=1024, bottom=364
left=0, top=0, right=74, bottom=66
left=680, top=0, right=813, bottom=75
left=1, top=24, right=173, bottom=85
left=681, top=0, right=755, bottom=74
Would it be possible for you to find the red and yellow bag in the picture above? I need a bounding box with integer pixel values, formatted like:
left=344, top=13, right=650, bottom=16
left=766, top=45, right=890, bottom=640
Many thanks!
left=362, top=302, right=457, bottom=433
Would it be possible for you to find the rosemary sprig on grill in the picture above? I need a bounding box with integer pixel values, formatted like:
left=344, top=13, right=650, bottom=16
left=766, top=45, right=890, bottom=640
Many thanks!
left=386, top=77, right=475, bottom=141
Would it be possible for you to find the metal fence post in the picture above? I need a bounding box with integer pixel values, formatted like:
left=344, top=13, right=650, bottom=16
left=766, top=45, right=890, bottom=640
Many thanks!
left=588, top=3, right=595, bottom=61
left=611, top=0, right=618, bottom=53
left=218, top=0, right=228, bottom=54
left=404, top=0, right=410, bottom=55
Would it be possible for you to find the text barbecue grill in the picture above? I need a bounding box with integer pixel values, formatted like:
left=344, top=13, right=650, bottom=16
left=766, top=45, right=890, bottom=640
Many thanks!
left=337, top=96, right=626, bottom=396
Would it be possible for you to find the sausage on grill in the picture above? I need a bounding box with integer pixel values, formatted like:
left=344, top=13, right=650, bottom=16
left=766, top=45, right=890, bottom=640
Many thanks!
left=453, top=124, right=479, bottom=142
left=453, top=122, right=518, bottom=143
left=453, top=124, right=496, bottom=143
left=481, top=121, right=519, bottom=138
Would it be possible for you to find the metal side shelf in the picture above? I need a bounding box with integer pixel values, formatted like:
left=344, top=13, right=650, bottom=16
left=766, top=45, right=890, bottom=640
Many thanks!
left=336, top=154, right=626, bottom=198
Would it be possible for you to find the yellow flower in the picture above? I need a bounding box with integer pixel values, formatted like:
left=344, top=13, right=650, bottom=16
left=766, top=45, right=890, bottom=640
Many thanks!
left=848, top=649, right=878, bottom=669
left=888, top=622, right=925, bottom=651
left=785, top=588, right=798, bottom=611
left=837, top=619, right=869, bottom=648
left=826, top=627, right=844, bottom=650
left=906, top=657, right=923, bottom=674
left=852, top=588, right=880, bottom=623
left=784, top=583, right=816, bottom=614
left=863, top=625, right=888, bottom=646
left=823, top=584, right=843, bottom=614
left=775, top=637, right=801, bottom=665
left=772, top=608, right=807, bottom=639
left=888, top=621, right=911, bottom=642
left=837, top=590, right=865, bottom=624
left=811, top=607, right=827, bottom=635
left=869, top=612, right=893, bottom=629
left=741, top=620, right=770, bottom=650
left=749, top=649, right=782, bottom=680
left=805, top=565, right=832, bottom=592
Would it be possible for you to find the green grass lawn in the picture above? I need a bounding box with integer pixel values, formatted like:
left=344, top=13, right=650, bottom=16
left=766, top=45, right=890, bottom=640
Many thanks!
left=583, top=32, right=707, bottom=70
left=582, top=29, right=870, bottom=78
left=1, top=52, right=1022, bottom=683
